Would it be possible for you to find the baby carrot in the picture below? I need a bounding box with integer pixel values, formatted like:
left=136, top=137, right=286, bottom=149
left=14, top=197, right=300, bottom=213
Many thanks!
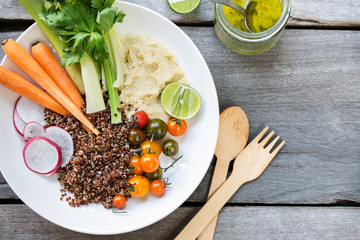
left=0, top=65, right=69, bottom=116
left=31, top=43, right=91, bottom=133
left=2, top=39, right=99, bottom=135
left=31, top=42, right=84, bottom=109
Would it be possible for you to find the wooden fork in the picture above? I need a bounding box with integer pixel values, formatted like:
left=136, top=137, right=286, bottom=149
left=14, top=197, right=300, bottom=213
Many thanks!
left=175, top=127, right=285, bottom=240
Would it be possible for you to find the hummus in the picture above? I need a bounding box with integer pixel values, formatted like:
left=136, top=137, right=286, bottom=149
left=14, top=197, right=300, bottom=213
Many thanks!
left=120, top=34, right=188, bottom=122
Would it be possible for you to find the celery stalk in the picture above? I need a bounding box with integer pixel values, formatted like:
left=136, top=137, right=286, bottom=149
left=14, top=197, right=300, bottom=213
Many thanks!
left=103, top=59, right=122, bottom=124
left=80, top=53, right=106, bottom=114
left=107, top=28, right=125, bottom=89
left=101, top=63, right=107, bottom=92
left=103, top=32, right=122, bottom=124
left=18, top=0, right=85, bottom=94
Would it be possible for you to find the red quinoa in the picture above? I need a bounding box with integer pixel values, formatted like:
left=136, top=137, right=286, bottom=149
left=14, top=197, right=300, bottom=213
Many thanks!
left=44, top=95, right=134, bottom=209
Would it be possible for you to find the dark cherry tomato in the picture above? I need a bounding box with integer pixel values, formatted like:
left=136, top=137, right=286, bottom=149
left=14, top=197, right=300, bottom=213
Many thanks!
left=162, top=139, right=179, bottom=156
left=144, top=167, right=163, bottom=180
left=145, top=118, right=167, bottom=140
left=128, top=176, right=150, bottom=198
left=140, top=153, right=159, bottom=173
left=129, top=155, right=143, bottom=175
left=150, top=179, right=166, bottom=197
left=141, top=140, right=162, bottom=157
left=128, top=128, right=145, bottom=145
left=133, top=111, right=149, bottom=127
left=113, top=195, right=126, bottom=209
left=167, top=118, right=187, bottom=137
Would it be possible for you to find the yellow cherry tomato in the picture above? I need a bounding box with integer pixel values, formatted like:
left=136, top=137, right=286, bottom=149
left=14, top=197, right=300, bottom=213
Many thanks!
left=141, top=140, right=162, bottom=157
left=128, top=175, right=150, bottom=198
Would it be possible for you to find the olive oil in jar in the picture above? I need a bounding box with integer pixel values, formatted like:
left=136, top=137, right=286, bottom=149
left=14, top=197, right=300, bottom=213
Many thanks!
left=223, top=0, right=282, bottom=33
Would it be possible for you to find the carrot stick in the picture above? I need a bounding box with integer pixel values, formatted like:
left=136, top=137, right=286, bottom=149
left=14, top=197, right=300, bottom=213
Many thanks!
left=31, top=43, right=90, bottom=132
left=2, top=39, right=99, bottom=135
left=0, top=65, right=69, bottom=116
left=30, top=43, right=91, bottom=133
left=31, top=42, right=84, bottom=109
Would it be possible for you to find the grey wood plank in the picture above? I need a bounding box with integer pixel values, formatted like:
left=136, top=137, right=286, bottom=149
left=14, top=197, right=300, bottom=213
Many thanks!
left=0, top=173, right=5, bottom=184
left=0, top=184, right=17, bottom=199
left=0, top=31, right=22, bottom=60
left=1, top=29, right=360, bottom=205
left=184, top=27, right=360, bottom=204
left=1, top=0, right=360, bottom=27
left=1, top=205, right=360, bottom=239
left=290, top=0, right=360, bottom=27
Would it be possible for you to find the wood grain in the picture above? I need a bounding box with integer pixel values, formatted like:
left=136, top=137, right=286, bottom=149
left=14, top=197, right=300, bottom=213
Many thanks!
left=1, top=205, right=360, bottom=240
left=290, top=0, right=360, bottom=27
left=1, top=0, right=360, bottom=27
left=0, top=184, right=17, bottom=199
left=0, top=174, right=5, bottom=184
left=186, top=27, right=360, bottom=204
left=1, top=29, right=360, bottom=205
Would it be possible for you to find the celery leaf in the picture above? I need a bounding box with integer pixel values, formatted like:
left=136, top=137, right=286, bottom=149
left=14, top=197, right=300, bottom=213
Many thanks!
left=92, top=0, right=115, bottom=10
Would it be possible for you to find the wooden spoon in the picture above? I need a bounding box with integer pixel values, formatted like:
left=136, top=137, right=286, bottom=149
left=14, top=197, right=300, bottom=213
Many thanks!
left=198, top=106, right=249, bottom=240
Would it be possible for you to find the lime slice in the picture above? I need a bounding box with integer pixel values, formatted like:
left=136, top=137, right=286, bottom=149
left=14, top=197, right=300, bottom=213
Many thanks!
left=167, top=0, right=201, bottom=14
left=161, top=83, right=201, bottom=119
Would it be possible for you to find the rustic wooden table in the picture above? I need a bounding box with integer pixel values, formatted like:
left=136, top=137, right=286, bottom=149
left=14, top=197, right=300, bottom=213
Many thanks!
left=1, top=0, right=360, bottom=239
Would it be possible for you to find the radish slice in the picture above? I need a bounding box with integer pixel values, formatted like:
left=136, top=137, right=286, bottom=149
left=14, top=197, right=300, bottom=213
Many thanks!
left=23, top=137, right=61, bottom=175
left=46, top=170, right=58, bottom=177
left=16, top=96, right=46, bottom=126
left=23, top=121, right=46, bottom=141
left=13, top=103, right=26, bottom=136
left=45, top=126, right=74, bottom=168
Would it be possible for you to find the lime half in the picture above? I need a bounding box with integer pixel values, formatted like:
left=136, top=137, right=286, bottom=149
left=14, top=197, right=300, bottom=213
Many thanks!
left=161, top=83, right=201, bottom=120
left=167, top=0, right=201, bottom=14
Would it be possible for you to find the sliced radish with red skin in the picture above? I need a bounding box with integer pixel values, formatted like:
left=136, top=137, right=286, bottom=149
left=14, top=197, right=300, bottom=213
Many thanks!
left=16, top=96, right=46, bottom=126
left=46, top=162, right=59, bottom=177
left=23, top=121, right=46, bottom=141
left=45, top=126, right=74, bottom=168
left=46, top=170, right=58, bottom=177
left=13, top=101, right=26, bottom=136
left=23, top=137, right=61, bottom=175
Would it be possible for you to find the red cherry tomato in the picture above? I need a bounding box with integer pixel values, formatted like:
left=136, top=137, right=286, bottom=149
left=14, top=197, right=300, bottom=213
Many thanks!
left=128, top=176, right=150, bottom=198
left=140, top=153, right=159, bottom=173
left=129, top=155, right=143, bottom=175
left=133, top=111, right=149, bottom=127
left=113, top=195, right=127, bottom=209
left=167, top=118, right=187, bottom=136
left=150, top=179, right=166, bottom=197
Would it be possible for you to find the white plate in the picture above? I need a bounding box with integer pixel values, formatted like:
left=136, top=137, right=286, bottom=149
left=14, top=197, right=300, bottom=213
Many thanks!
left=0, top=1, right=219, bottom=235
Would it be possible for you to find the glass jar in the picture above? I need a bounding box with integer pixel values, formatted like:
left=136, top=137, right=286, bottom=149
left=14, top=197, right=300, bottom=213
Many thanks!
left=214, top=0, right=291, bottom=55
